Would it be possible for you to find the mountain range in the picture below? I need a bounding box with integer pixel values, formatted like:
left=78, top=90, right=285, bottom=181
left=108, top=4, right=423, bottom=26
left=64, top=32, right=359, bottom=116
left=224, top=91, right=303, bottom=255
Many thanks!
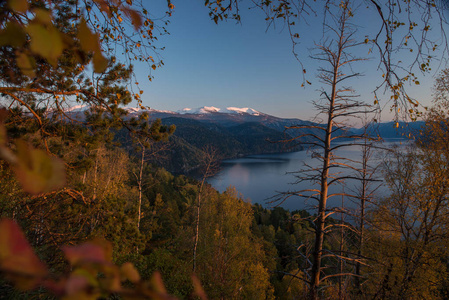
left=66, top=105, right=422, bottom=173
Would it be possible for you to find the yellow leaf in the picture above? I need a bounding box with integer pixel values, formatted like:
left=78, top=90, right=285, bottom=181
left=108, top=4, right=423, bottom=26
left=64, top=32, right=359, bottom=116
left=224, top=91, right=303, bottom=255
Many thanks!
left=151, top=64, right=156, bottom=70
left=168, top=3, right=175, bottom=9
left=16, top=51, right=36, bottom=78
left=78, top=19, right=99, bottom=52
left=0, top=123, right=6, bottom=145
left=34, top=8, right=52, bottom=25
left=26, top=23, right=63, bottom=66
left=0, top=21, right=27, bottom=47
left=93, top=52, right=108, bottom=73
left=8, top=0, right=28, bottom=13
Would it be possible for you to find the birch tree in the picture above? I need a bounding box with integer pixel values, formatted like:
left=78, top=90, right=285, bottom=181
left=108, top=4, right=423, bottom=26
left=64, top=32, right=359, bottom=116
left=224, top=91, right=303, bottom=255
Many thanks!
left=192, top=146, right=219, bottom=272
left=130, top=115, right=175, bottom=232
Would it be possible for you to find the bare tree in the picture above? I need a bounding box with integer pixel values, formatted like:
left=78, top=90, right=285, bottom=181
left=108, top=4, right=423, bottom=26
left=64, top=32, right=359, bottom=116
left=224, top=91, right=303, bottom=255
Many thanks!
left=273, top=2, right=377, bottom=298
left=348, top=119, right=383, bottom=295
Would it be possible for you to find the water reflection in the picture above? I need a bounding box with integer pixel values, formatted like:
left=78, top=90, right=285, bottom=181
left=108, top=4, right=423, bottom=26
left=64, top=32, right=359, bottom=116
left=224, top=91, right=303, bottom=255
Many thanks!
left=207, top=140, right=409, bottom=211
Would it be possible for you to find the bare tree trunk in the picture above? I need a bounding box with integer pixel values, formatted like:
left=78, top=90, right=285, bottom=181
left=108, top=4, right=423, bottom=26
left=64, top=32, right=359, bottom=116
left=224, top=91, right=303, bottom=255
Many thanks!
left=93, top=152, right=98, bottom=201
left=193, top=147, right=219, bottom=272
left=339, top=196, right=345, bottom=300
left=193, top=178, right=204, bottom=272
left=137, top=146, right=144, bottom=231
left=355, top=139, right=368, bottom=291
left=309, top=31, right=340, bottom=300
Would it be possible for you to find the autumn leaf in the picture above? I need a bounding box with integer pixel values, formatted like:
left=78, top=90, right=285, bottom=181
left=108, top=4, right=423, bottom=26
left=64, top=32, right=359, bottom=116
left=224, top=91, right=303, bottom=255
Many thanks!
left=62, top=239, right=112, bottom=266
left=123, top=8, right=143, bottom=30
left=16, top=51, right=36, bottom=78
left=0, top=22, right=27, bottom=47
left=192, top=274, right=207, bottom=300
left=34, top=8, right=52, bottom=25
left=26, top=23, right=63, bottom=66
left=120, top=263, right=140, bottom=283
left=13, top=140, right=65, bottom=194
left=0, top=219, right=48, bottom=290
left=93, top=51, right=108, bottom=73
left=8, top=0, right=28, bottom=13
left=78, top=18, right=108, bottom=73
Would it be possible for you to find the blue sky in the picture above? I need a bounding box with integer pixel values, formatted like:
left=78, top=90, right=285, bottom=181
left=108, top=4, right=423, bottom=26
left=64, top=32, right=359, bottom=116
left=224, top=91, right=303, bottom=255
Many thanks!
left=132, top=1, right=446, bottom=122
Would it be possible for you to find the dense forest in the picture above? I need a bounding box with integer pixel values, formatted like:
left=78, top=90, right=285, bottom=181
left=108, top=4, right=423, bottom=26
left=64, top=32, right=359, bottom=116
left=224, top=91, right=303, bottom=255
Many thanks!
left=1, top=0, right=449, bottom=299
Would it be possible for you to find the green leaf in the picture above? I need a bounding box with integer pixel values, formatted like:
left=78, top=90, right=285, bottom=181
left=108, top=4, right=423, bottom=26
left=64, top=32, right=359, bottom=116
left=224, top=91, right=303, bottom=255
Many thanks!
left=26, top=23, right=63, bottom=66
left=13, top=140, right=65, bottom=194
left=8, top=0, right=28, bottom=13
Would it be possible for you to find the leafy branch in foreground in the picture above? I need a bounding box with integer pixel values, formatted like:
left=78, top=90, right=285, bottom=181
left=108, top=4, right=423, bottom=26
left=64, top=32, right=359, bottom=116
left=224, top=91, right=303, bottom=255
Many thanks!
left=0, top=218, right=187, bottom=299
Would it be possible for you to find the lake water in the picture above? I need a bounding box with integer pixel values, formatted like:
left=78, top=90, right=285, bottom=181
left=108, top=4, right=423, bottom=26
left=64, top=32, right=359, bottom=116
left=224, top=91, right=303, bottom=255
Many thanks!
left=207, top=140, right=408, bottom=211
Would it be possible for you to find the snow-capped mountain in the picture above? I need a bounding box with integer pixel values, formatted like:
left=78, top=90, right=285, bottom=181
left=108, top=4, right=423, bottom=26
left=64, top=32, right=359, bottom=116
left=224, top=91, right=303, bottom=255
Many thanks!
left=63, top=105, right=263, bottom=118
left=60, top=104, right=313, bottom=132
left=64, top=105, right=89, bottom=112
left=178, top=106, right=261, bottom=116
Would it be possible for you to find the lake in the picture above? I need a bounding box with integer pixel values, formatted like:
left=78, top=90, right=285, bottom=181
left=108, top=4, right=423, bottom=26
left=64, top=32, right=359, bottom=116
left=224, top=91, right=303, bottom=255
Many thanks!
left=207, top=140, right=408, bottom=211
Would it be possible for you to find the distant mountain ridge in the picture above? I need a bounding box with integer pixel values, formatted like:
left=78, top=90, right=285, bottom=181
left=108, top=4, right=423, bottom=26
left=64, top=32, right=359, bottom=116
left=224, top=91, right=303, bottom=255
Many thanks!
left=63, top=105, right=421, bottom=173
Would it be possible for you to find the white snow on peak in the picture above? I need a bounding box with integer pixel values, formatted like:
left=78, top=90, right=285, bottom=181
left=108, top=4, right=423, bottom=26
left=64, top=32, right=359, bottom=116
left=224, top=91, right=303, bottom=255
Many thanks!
left=179, top=108, right=193, bottom=113
left=64, top=105, right=261, bottom=116
left=178, top=106, right=260, bottom=115
left=224, top=107, right=260, bottom=115
left=124, top=107, right=141, bottom=113
left=65, top=105, right=89, bottom=112
left=124, top=107, right=175, bottom=114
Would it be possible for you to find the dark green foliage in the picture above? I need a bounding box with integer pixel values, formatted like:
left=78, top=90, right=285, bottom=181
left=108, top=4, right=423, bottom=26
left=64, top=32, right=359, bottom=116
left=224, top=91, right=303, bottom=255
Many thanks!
left=137, top=117, right=301, bottom=173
